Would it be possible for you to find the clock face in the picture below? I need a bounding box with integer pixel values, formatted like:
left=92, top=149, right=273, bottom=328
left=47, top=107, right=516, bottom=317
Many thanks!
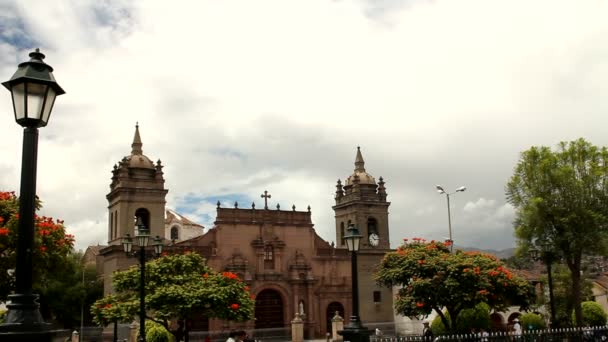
left=369, top=233, right=380, bottom=247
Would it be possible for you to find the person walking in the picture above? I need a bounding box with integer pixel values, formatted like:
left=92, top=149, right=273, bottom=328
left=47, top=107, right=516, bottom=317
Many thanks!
left=422, top=321, right=434, bottom=341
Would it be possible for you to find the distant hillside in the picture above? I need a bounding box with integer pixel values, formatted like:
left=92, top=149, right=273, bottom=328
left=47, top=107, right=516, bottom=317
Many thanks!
left=458, top=246, right=516, bottom=259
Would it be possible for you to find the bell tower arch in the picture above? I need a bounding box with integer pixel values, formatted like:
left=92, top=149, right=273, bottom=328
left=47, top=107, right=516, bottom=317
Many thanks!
left=106, top=124, right=168, bottom=244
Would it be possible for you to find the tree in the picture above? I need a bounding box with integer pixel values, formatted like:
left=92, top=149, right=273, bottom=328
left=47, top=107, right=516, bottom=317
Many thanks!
left=36, top=252, right=103, bottom=328
left=0, top=191, right=75, bottom=302
left=506, top=138, right=608, bottom=326
left=0, top=191, right=99, bottom=329
left=548, top=264, right=593, bottom=327
left=430, top=303, right=491, bottom=334
left=375, top=238, right=534, bottom=333
left=91, top=252, right=255, bottom=341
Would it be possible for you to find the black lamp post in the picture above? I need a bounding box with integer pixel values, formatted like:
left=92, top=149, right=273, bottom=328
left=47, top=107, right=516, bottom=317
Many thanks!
left=122, top=217, right=163, bottom=342
left=338, top=223, right=371, bottom=342
left=0, top=49, right=65, bottom=341
left=530, top=246, right=557, bottom=328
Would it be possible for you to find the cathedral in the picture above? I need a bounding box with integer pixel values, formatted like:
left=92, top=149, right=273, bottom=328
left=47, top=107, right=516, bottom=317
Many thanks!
left=97, top=125, right=394, bottom=337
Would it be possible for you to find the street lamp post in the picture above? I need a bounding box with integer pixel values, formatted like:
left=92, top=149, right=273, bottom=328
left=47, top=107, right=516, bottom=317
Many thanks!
left=435, top=185, right=466, bottom=251
left=338, top=223, right=371, bottom=342
left=530, top=246, right=557, bottom=328
left=0, top=49, right=65, bottom=341
left=122, top=218, right=163, bottom=342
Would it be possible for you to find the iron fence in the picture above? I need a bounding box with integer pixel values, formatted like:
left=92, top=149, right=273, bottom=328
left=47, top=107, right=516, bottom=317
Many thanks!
left=371, top=326, right=608, bottom=342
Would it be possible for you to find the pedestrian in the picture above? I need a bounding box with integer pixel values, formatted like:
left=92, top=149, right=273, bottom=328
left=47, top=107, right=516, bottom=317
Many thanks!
left=422, top=321, right=434, bottom=341
left=375, top=328, right=382, bottom=336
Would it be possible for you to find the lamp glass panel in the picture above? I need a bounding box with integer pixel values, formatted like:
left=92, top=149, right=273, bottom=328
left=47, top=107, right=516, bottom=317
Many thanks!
left=154, top=240, right=163, bottom=255
left=137, top=233, right=149, bottom=247
left=25, top=83, right=48, bottom=120
left=122, top=237, right=133, bottom=253
left=41, top=87, right=56, bottom=124
left=353, top=237, right=360, bottom=252
left=345, top=237, right=354, bottom=252
left=11, top=83, right=25, bottom=120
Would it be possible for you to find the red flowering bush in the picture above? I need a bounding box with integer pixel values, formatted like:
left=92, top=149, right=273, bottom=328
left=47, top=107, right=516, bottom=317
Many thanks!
left=0, top=191, right=75, bottom=301
left=376, top=238, right=534, bottom=333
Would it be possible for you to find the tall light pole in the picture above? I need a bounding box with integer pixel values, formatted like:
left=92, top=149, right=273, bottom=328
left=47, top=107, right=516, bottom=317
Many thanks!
left=338, top=223, right=371, bottom=342
left=436, top=185, right=466, bottom=252
left=122, top=218, right=163, bottom=342
left=0, top=49, right=66, bottom=341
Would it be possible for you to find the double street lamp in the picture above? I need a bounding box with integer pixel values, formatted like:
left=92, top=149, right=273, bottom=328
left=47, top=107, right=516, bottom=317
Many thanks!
left=436, top=185, right=466, bottom=252
left=0, top=49, right=65, bottom=341
left=338, top=223, right=371, bottom=342
left=530, top=245, right=557, bottom=328
left=122, top=217, right=163, bottom=342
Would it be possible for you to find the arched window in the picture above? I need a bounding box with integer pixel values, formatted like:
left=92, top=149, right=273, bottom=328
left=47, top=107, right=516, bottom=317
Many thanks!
left=170, top=226, right=179, bottom=241
left=264, top=245, right=274, bottom=269
left=367, top=217, right=378, bottom=238
left=134, top=208, right=151, bottom=232
left=340, top=222, right=345, bottom=246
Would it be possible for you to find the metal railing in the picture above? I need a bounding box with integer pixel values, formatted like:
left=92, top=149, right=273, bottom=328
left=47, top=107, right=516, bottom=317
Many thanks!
left=371, top=326, right=608, bottom=342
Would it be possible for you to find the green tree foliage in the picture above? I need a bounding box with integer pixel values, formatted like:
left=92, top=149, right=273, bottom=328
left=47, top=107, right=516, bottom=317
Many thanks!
left=143, top=321, right=173, bottom=342
left=375, top=238, right=534, bottom=333
left=0, top=191, right=75, bottom=301
left=0, top=191, right=95, bottom=329
left=91, top=253, right=254, bottom=341
left=573, top=301, right=607, bottom=326
left=506, top=138, right=608, bottom=326
left=520, top=312, right=545, bottom=330
left=430, top=303, right=491, bottom=334
left=37, top=252, right=103, bottom=328
left=548, top=264, right=593, bottom=327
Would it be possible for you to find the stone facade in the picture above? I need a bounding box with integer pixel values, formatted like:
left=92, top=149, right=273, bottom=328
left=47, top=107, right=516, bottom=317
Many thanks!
left=96, top=127, right=394, bottom=337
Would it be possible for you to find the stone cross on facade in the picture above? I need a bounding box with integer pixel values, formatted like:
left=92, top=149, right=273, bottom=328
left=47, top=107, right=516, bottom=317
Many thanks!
left=261, top=190, right=272, bottom=209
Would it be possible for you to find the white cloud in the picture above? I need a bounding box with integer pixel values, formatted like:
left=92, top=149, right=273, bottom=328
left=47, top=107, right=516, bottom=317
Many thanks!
left=1, top=0, right=607, bottom=251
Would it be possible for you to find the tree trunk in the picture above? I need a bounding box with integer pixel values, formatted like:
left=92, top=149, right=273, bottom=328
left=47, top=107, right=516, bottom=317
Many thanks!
left=567, top=255, right=583, bottom=326
left=434, top=307, right=451, bottom=333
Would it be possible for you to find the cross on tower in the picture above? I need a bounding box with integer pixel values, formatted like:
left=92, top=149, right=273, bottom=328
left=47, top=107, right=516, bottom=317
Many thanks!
left=261, top=190, right=271, bottom=209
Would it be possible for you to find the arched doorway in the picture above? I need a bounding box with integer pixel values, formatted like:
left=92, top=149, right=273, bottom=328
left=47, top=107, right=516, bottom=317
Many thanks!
left=326, top=302, right=345, bottom=334
left=255, top=289, right=284, bottom=329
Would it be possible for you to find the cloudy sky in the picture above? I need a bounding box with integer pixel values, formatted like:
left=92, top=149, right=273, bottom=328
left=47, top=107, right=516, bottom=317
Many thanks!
left=1, top=0, right=606, bottom=252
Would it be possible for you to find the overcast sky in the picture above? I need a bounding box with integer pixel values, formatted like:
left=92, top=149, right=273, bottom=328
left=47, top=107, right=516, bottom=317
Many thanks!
left=1, top=0, right=607, bottom=252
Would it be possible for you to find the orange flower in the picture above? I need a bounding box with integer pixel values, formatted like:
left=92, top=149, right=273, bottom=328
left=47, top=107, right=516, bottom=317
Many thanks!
left=463, top=268, right=469, bottom=273
left=104, top=303, right=112, bottom=308
left=39, top=246, right=47, bottom=253
left=244, top=286, right=250, bottom=292
left=417, top=259, right=425, bottom=264
left=230, top=303, right=239, bottom=310
left=222, top=272, right=239, bottom=280
left=0, top=228, right=9, bottom=236
left=416, top=302, right=425, bottom=308
left=202, top=273, right=209, bottom=278
left=478, top=289, right=488, bottom=295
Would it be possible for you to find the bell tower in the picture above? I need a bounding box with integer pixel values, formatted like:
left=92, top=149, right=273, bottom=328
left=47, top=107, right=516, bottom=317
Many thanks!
left=106, top=124, right=168, bottom=244
left=333, top=147, right=390, bottom=249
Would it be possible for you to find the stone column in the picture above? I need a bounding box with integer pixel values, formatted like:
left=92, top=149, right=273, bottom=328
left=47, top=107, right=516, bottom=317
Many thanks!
left=129, top=322, right=139, bottom=342
left=291, top=313, right=304, bottom=342
left=332, top=311, right=344, bottom=341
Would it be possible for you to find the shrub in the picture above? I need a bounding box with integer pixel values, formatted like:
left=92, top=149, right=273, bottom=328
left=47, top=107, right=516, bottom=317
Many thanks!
left=520, top=312, right=546, bottom=330
left=431, top=303, right=491, bottom=334
left=138, top=321, right=173, bottom=342
left=573, top=301, right=607, bottom=326
left=0, top=309, right=6, bottom=323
